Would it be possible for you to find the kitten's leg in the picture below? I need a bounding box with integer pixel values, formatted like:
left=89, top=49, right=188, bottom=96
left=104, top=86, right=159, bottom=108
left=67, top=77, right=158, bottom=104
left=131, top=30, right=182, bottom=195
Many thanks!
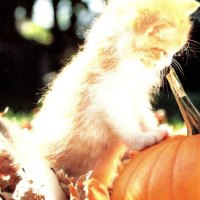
left=128, top=126, right=168, bottom=150
left=91, top=111, right=168, bottom=187
left=0, top=117, right=66, bottom=199
left=104, top=106, right=168, bottom=151
left=91, top=140, right=127, bottom=187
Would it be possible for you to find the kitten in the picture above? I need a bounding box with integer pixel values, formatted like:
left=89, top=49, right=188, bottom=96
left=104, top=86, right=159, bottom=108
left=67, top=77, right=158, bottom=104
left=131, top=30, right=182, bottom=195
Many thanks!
left=1, top=0, right=199, bottom=189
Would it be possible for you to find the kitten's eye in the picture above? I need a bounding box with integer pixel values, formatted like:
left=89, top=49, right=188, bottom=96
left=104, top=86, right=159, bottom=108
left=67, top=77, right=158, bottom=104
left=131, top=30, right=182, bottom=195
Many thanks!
left=163, top=50, right=167, bottom=56
left=150, top=48, right=167, bottom=57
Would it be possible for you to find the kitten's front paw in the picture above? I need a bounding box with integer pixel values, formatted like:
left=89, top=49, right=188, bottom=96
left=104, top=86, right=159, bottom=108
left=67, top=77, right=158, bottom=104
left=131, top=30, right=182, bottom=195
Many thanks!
left=129, top=127, right=169, bottom=151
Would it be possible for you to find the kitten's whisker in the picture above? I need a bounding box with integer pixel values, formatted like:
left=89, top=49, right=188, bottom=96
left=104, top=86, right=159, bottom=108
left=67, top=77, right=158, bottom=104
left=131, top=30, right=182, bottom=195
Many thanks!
left=163, top=68, right=170, bottom=98
left=160, top=68, right=169, bottom=96
left=187, top=45, right=200, bottom=50
left=174, top=60, right=184, bottom=76
left=188, top=47, right=200, bottom=53
left=171, top=59, right=184, bottom=77
left=171, top=58, right=181, bottom=69
left=188, top=41, right=200, bottom=46
left=184, top=41, right=200, bottom=57
left=188, top=49, right=200, bottom=54
left=187, top=48, right=198, bottom=58
left=160, top=70, right=164, bottom=88
left=185, top=49, right=189, bottom=66
left=188, top=41, right=200, bottom=54
left=188, top=42, right=200, bottom=48
left=189, top=50, right=197, bottom=57
left=189, top=39, right=200, bottom=46
left=187, top=42, right=200, bottom=50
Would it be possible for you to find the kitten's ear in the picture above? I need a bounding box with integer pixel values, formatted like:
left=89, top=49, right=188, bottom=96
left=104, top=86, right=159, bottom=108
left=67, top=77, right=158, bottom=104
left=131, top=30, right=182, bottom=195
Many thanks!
left=134, top=12, right=172, bottom=37
left=134, top=12, right=161, bottom=34
left=145, top=20, right=175, bottom=39
left=181, top=0, right=199, bottom=15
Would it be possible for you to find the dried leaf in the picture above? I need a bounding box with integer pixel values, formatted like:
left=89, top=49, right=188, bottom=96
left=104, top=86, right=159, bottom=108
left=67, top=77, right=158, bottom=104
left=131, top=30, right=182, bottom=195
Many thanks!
left=69, top=184, right=80, bottom=200
left=85, top=178, right=110, bottom=200
left=0, top=151, right=20, bottom=192
left=20, top=190, right=45, bottom=200
left=0, top=192, right=14, bottom=200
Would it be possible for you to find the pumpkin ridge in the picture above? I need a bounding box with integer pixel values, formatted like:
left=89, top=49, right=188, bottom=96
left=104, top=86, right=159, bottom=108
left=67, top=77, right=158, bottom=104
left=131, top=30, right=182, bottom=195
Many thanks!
left=111, top=136, right=187, bottom=200
left=122, top=152, right=146, bottom=199
left=111, top=135, right=200, bottom=200
left=125, top=138, right=176, bottom=199
left=146, top=144, right=171, bottom=199
left=173, top=135, right=200, bottom=199
left=111, top=149, right=146, bottom=199
left=146, top=138, right=184, bottom=200
left=171, top=138, right=186, bottom=200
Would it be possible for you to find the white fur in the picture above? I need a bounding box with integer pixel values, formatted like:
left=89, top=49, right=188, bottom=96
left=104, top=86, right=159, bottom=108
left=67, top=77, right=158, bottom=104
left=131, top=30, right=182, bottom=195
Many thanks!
left=1, top=0, right=198, bottom=189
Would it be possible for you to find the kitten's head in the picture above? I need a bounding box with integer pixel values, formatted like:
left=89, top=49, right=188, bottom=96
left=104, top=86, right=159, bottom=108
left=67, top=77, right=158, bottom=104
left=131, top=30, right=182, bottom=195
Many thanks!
left=130, top=0, right=199, bottom=69
left=100, top=0, right=199, bottom=70
left=86, top=0, right=199, bottom=71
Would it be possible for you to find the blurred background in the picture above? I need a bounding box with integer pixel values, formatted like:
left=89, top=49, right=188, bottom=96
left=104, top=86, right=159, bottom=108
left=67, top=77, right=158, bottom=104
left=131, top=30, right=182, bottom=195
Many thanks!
left=0, top=0, right=200, bottom=126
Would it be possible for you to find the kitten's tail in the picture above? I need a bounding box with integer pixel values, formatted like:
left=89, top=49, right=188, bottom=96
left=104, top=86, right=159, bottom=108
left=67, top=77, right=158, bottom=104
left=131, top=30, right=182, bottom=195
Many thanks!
left=0, top=117, right=37, bottom=164
left=0, top=117, right=66, bottom=200
left=0, top=117, right=22, bottom=157
left=0, top=116, right=37, bottom=172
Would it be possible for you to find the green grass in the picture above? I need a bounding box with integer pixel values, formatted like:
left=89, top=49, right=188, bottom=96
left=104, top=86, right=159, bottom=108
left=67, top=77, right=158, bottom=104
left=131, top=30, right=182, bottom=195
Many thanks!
left=3, top=109, right=33, bottom=127
left=3, top=108, right=185, bottom=133
left=168, top=117, right=184, bottom=132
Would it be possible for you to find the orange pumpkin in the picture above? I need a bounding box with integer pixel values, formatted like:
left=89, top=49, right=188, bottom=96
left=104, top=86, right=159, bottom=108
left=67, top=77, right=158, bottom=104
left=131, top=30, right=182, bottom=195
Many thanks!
left=111, top=135, right=200, bottom=200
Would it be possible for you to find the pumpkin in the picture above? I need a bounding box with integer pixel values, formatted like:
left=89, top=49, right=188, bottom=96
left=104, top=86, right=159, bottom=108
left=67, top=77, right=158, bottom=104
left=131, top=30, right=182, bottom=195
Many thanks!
left=111, top=134, right=200, bottom=200
left=111, top=68, right=200, bottom=199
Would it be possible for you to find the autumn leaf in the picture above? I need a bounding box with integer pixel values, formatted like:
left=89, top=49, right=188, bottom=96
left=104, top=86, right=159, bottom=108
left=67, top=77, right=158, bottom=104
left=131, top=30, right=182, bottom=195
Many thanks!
left=69, top=184, right=80, bottom=200
left=85, top=178, right=110, bottom=200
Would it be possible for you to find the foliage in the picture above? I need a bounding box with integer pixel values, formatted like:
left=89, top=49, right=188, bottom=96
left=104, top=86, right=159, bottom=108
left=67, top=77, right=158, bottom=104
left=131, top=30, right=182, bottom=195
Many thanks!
left=0, top=0, right=105, bottom=112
